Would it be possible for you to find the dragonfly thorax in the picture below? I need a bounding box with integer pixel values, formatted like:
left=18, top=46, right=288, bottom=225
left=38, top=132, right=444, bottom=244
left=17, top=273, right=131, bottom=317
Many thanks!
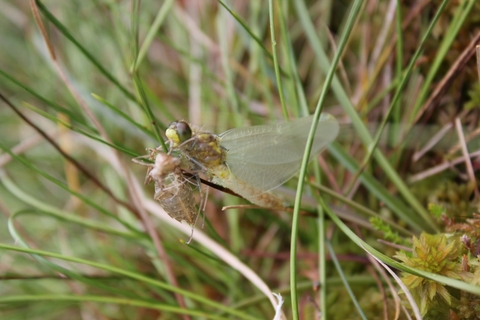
left=184, top=132, right=226, bottom=169
left=167, top=121, right=226, bottom=170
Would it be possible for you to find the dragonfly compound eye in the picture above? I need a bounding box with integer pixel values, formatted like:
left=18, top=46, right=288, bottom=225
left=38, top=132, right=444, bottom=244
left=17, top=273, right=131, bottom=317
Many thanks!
left=176, top=121, right=192, bottom=142
left=166, top=121, right=193, bottom=146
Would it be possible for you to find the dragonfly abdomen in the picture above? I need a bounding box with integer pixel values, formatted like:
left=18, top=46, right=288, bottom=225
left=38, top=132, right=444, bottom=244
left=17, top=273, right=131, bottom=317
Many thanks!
left=211, top=167, right=283, bottom=208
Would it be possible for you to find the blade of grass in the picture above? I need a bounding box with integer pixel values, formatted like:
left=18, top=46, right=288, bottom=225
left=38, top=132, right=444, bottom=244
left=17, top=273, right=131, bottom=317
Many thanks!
left=22, top=102, right=139, bottom=157
left=132, top=74, right=167, bottom=151
left=277, top=5, right=309, bottom=118
left=218, top=0, right=273, bottom=63
left=0, top=69, right=84, bottom=121
left=393, top=0, right=404, bottom=125
left=269, top=0, right=288, bottom=120
left=290, top=0, right=364, bottom=317
left=92, top=93, right=157, bottom=140
left=131, top=0, right=175, bottom=72
left=327, top=240, right=367, bottom=320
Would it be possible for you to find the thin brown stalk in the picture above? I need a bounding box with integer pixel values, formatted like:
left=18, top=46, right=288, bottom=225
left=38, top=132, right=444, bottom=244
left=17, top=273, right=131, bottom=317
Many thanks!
left=0, top=130, right=52, bottom=167
left=408, top=149, right=480, bottom=183
left=476, top=45, right=480, bottom=82
left=412, top=122, right=452, bottom=162
left=367, top=263, right=390, bottom=320
left=376, top=239, right=412, bottom=252
left=455, top=117, right=478, bottom=196
left=187, top=2, right=202, bottom=125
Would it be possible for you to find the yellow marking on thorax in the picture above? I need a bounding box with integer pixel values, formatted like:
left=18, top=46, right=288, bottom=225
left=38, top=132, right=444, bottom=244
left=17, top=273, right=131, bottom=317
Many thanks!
left=186, top=132, right=226, bottom=169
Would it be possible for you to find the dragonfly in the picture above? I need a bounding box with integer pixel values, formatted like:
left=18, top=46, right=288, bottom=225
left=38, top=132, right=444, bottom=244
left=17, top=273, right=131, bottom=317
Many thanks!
left=132, top=149, right=201, bottom=229
left=165, top=113, right=339, bottom=208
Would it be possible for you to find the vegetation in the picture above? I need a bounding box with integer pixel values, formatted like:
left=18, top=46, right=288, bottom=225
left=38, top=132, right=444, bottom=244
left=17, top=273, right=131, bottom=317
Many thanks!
left=1, top=0, right=480, bottom=319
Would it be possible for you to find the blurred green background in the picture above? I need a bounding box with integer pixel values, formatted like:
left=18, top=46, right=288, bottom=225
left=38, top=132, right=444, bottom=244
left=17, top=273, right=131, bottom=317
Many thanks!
left=1, top=1, right=480, bottom=319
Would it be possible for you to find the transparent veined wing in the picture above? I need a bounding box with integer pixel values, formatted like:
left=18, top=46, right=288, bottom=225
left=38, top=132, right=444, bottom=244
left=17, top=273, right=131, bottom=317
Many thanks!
left=219, top=114, right=339, bottom=192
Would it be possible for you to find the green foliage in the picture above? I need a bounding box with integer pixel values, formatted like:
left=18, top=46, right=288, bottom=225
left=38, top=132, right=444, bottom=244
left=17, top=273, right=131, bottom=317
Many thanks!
left=428, top=203, right=446, bottom=218
left=429, top=181, right=477, bottom=218
left=465, top=84, right=480, bottom=110
left=395, top=232, right=480, bottom=318
left=370, top=216, right=409, bottom=246
left=1, top=0, right=479, bottom=319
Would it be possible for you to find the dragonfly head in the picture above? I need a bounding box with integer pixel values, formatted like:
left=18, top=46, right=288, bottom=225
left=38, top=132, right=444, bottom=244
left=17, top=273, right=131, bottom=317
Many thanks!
left=166, top=121, right=193, bottom=147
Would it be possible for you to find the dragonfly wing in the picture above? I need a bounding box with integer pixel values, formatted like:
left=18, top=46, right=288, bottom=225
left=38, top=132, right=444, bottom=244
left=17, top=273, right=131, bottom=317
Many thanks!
left=220, top=114, right=339, bottom=192
left=226, top=159, right=306, bottom=192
